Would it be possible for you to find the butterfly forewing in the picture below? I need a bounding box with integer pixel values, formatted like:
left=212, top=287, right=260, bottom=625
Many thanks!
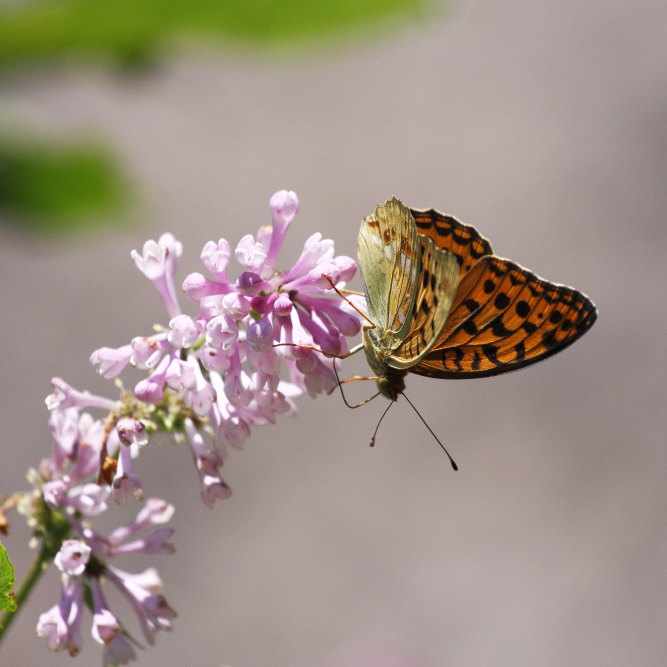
left=358, top=198, right=419, bottom=346
left=411, top=256, right=597, bottom=378
left=389, top=234, right=460, bottom=368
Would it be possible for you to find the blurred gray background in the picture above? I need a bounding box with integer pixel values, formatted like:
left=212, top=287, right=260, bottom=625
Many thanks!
left=1, top=1, right=665, bottom=665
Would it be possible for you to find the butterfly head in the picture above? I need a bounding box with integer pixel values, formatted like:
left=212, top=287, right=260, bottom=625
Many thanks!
left=374, top=367, right=407, bottom=401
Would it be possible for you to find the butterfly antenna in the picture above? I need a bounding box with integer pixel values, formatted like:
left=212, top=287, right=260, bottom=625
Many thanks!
left=369, top=400, right=394, bottom=447
left=402, top=393, right=458, bottom=471
left=332, top=361, right=380, bottom=409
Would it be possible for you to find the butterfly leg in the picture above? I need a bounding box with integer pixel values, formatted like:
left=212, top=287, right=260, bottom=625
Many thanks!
left=273, top=342, right=364, bottom=359
left=327, top=359, right=382, bottom=409
left=325, top=374, right=378, bottom=395
left=320, top=274, right=376, bottom=329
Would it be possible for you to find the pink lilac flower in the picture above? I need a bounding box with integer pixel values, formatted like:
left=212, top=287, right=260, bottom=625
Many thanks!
left=86, top=189, right=361, bottom=500
left=90, top=578, right=137, bottom=666
left=32, top=191, right=364, bottom=665
left=112, top=438, right=144, bottom=505
left=182, top=191, right=361, bottom=447
left=88, top=344, right=133, bottom=379
left=53, top=540, right=91, bottom=575
left=116, top=418, right=148, bottom=449
left=54, top=539, right=91, bottom=577
left=41, top=407, right=106, bottom=492
left=184, top=418, right=231, bottom=507
left=102, top=630, right=136, bottom=666
left=130, top=232, right=183, bottom=318
left=105, top=565, right=176, bottom=645
left=65, top=498, right=175, bottom=559
left=37, top=504, right=175, bottom=661
left=36, top=574, right=85, bottom=656
left=45, top=378, right=118, bottom=414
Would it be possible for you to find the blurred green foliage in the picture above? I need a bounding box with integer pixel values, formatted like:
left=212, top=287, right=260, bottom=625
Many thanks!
left=0, top=0, right=426, bottom=70
left=0, top=135, right=129, bottom=234
left=0, top=0, right=427, bottom=232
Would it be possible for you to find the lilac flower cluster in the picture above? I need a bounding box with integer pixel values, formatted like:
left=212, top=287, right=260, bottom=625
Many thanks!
left=89, top=189, right=360, bottom=493
left=31, top=358, right=176, bottom=664
left=28, top=190, right=361, bottom=663
left=36, top=506, right=175, bottom=663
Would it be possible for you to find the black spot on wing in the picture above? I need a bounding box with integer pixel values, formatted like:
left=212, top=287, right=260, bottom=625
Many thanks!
left=514, top=341, right=526, bottom=361
left=522, top=321, right=537, bottom=335
left=463, top=298, right=480, bottom=313
left=541, top=330, right=558, bottom=350
left=491, top=319, right=512, bottom=337
left=481, top=344, right=502, bottom=366
left=494, top=292, right=510, bottom=310
left=487, top=262, right=505, bottom=277
left=463, top=319, right=478, bottom=335
left=516, top=300, right=530, bottom=318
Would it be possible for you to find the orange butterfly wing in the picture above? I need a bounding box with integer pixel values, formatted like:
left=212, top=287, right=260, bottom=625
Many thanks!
left=408, top=215, right=597, bottom=378
left=410, top=207, right=493, bottom=277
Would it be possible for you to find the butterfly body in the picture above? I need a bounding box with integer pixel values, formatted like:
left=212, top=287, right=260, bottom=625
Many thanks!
left=356, top=198, right=597, bottom=397
left=360, top=326, right=407, bottom=400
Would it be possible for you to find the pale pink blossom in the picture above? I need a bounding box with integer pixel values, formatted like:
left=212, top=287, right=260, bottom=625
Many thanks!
left=112, top=443, right=143, bottom=505
left=89, top=344, right=133, bottom=379
left=200, top=237, right=231, bottom=281
left=36, top=575, right=84, bottom=656
left=54, top=540, right=91, bottom=576
left=106, top=565, right=176, bottom=645
left=46, top=378, right=117, bottom=413
left=131, top=233, right=182, bottom=317
left=130, top=334, right=169, bottom=369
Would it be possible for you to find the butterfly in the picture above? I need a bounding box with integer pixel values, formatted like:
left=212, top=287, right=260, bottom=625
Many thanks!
left=356, top=197, right=597, bottom=403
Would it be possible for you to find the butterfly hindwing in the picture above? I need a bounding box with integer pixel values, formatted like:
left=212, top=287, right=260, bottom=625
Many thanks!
left=411, top=255, right=597, bottom=378
left=358, top=198, right=419, bottom=347
left=388, top=234, right=460, bottom=368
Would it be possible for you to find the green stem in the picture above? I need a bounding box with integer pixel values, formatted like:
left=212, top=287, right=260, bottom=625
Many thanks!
left=0, top=500, right=71, bottom=648
left=0, top=545, right=50, bottom=647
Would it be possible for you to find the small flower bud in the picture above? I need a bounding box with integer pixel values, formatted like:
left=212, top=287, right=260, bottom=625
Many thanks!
left=235, top=234, right=268, bottom=271
left=247, top=317, right=274, bottom=352
left=236, top=271, right=264, bottom=297
left=200, top=238, right=231, bottom=280
left=273, top=293, right=293, bottom=316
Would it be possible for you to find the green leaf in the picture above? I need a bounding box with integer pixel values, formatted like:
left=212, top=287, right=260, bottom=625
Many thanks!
left=0, top=0, right=430, bottom=70
left=0, top=542, right=17, bottom=618
left=0, top=134, right=130, bottom=234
